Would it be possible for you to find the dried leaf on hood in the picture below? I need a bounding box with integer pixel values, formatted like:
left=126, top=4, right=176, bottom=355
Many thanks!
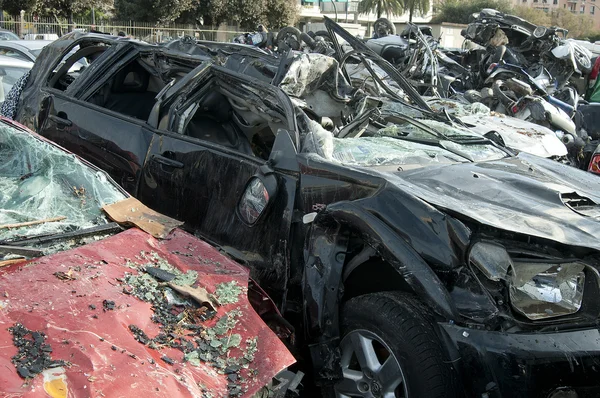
left=166, top=282, right=218, bottom=311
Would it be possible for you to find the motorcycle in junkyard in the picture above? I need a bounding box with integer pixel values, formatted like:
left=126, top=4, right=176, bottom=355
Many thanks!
left=233, top=25, right=275, bottom=50
left=477, top=62, right=582, bottom=140
left=459, top=14, right=594, bottom=167
left=363, top=22, right=472, bottom=97
left=462, top=13, right=591, bottom=98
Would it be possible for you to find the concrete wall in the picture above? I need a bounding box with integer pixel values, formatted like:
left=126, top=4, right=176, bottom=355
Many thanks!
left=300, top=21, right=366, bottom=36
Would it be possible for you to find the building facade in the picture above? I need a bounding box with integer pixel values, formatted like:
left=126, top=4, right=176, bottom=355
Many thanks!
left=298, top=0, right=434, bottom=37
left=512, top=0, right=600, bottom=29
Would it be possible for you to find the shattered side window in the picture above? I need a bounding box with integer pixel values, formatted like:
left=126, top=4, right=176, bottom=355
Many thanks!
left=85, top=56, right=163, bottom=121
left=0, top=123, right=126, bottom=241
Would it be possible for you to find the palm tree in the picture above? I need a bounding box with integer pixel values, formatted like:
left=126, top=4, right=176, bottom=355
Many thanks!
left=357, top=0, right=404, bottom=19
left=405, top=0, right=430, bottom=22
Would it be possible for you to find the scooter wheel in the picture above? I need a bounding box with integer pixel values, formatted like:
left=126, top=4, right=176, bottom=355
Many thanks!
left=276, top=27, right=303, bottom=51
left=493, top=80, right=518, bottom=107
left=373, top=17, right=396, bottom=36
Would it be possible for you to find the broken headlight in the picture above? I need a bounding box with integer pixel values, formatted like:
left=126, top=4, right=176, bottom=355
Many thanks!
left=510, top=262, right=585, bottom=320
left=469, top=242, right=586, bottom=320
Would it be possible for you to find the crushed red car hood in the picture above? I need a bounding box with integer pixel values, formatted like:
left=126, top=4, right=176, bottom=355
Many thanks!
left=0, top=228, right=295, bottom=397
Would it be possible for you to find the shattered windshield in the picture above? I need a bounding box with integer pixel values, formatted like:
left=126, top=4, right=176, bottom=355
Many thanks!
left=0, top=123, right=126, bottom=242
left=331, top=136, right=467, bottom=166
left=303, top=117, right=507, bottom=167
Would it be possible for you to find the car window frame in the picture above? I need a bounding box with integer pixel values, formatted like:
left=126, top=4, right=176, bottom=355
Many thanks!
left=0, top=47, right=31, bottom=62
left=164, top=90, right=268, bottom=164
left=36, top=41, right=153, bottom=132
left=159, top=69, right=297, bottom=164
left=78, top=46, right=161, bottom=103
left=171, top=79, right=297, bottom=162
left=40, top=37, right=121, bottom=98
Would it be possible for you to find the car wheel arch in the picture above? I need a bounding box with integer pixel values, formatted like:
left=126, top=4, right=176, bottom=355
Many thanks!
left=303, top=205, right=460, bottom=383
left=342, top=252, right=415, bottom=302
left=308, top=202, right=459, bottom=321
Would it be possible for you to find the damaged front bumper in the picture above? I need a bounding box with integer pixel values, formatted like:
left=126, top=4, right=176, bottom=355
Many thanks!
left=441, top=323, right=600, bottom=398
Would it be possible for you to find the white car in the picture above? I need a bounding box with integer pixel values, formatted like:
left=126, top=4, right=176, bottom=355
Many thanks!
left=23, top=33, right=59, bottom=41
left=0, top=40, right=53, bottom=62
left=0, top=55, right=33, bottom=101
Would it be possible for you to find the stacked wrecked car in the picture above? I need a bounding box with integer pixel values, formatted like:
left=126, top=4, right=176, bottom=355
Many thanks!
left=284, top=10, right=600, bottom=175
left=6, top=17, right=600, bottom=398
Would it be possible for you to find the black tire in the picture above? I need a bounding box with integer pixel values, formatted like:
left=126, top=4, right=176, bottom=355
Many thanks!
left=328, top=292, right=458, bottom=398
left=464, top=89, right=483, bottom=104
left=300, top=32, right=316, bottom=49
left=314, top=30, right=333, bottom=44
left=276, top=26, right=303, bottom=51
left=373, top=18, right=396, bottom=37
left=574, top=48, right=592, bottom=74
left=492, top=80, right=518, bottom=107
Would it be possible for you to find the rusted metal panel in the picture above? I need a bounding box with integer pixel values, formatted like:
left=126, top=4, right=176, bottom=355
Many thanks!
left=0, top=228, right=295, bottom=397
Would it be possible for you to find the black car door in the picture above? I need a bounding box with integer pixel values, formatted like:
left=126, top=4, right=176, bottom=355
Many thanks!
left=36, top=42, right=154, bottom=194
left=138, top=67, right=299, bottom=294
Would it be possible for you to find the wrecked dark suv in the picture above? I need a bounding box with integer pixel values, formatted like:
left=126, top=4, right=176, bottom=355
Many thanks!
left=15, top=23, right=600, bottom=398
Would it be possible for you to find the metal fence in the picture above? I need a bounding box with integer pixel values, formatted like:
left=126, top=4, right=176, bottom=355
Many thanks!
left=1, top=14, right=244, bottom=43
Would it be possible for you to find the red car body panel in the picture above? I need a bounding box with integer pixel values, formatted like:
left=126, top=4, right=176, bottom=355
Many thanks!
left=0, top=228, right=295, bottom=397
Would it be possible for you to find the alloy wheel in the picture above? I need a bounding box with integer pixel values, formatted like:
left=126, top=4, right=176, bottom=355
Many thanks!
left=334, top=329, right=408, bottom=398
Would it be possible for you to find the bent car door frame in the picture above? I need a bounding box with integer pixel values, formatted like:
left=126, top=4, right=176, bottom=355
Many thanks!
left=36, top=43, right=156, bottom=194
left=138, top=65, right=300, bottom=299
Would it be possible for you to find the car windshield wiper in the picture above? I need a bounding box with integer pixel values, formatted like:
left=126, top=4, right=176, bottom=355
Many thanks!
left=377, top=113, right=476, bottom=162
left=0, top=222, right=122, bottom=247
left=384, top=111, right=493, bottom=145
left=383, top=112, right=447, bottom=141
left=448, top=135, right=491, bottom=144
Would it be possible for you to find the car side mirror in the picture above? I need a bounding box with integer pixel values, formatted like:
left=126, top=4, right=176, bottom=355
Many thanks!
left=237, top=174, right=278, bottom=226
left=268, top=128, right=300, bottom=172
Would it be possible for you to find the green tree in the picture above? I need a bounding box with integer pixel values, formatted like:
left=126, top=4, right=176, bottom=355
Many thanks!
left=405, top=0, right=430, bottom=22
left=2, top=0, right=36, bottom=15
left=224, top=0, right=264, bottom=29
left=115, top=0, right=194, bottom=23
left=121, top=0, right=297, bottom=30
left=179, top=0, right=228, bottom=27
left=510, top=5, right=550, bottom=26
left=28, top=0, right=113, bottom=22
left=265, top=0, right=298, bottom=30
left=358, top=0, right=404, bottom=19
left=432, top=0, right=511, bottom=24
left=179, top=0, right=298, bottom=30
